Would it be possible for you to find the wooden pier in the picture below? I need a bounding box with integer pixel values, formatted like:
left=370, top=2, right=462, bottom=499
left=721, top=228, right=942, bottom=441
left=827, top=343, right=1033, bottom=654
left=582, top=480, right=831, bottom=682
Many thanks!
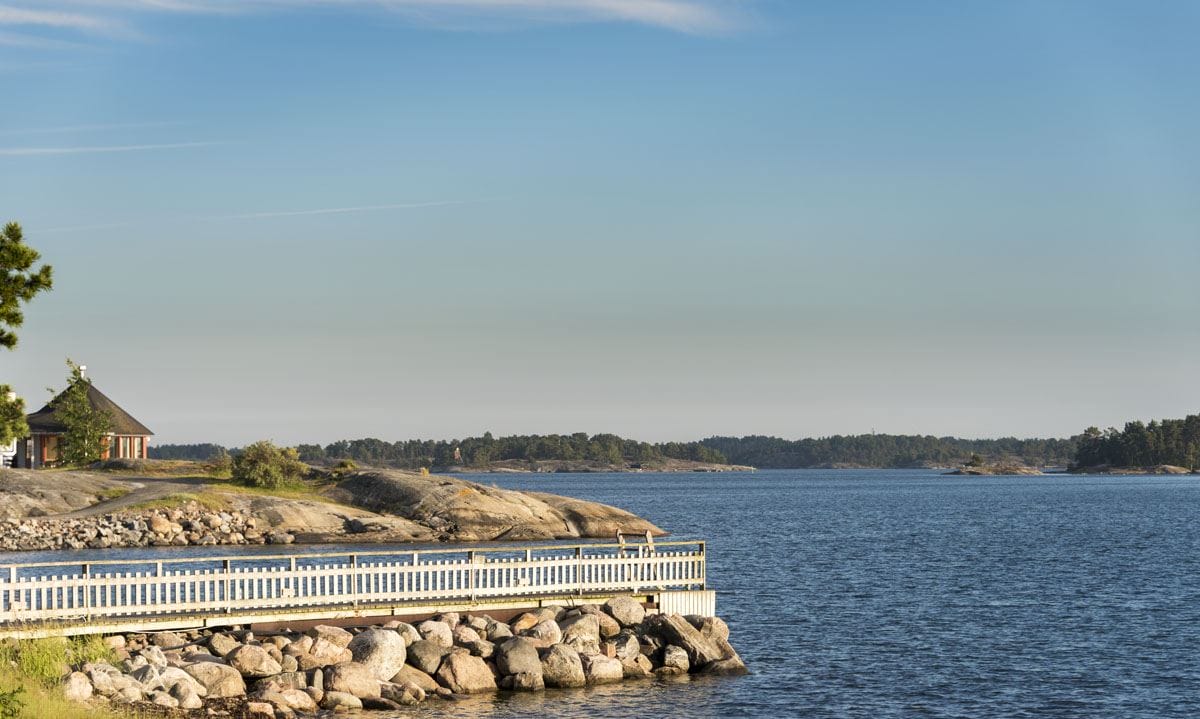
left=0, top=540, right=715, bottom=638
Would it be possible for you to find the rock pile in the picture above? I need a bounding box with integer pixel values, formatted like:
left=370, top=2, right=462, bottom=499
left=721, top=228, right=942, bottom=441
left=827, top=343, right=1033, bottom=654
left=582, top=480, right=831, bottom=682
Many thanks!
left=0, top=505, right=294, bottom=552
left=61, top=599, right=745, bottom=716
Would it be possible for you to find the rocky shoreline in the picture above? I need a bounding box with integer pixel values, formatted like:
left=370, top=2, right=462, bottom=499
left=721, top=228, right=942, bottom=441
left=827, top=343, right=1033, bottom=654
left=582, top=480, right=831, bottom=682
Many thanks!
left=59, top=600, right=746, bottom=716
left=0, top=468, right=665, bottom=553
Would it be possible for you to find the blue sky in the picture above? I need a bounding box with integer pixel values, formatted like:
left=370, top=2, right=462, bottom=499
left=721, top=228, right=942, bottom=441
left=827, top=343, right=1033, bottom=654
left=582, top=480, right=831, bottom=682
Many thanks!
left=2, top=1, right=1198, bottom=446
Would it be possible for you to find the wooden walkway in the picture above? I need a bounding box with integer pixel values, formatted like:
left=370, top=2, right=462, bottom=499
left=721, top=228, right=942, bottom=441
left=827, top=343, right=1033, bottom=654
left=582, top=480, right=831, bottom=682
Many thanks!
left=0, top=540, right=714, bottom=638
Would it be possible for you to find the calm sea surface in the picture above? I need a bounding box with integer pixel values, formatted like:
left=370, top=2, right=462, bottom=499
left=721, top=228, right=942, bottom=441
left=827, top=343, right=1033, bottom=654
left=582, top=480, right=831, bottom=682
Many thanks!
left=6, top=469, right=1200, bottom=718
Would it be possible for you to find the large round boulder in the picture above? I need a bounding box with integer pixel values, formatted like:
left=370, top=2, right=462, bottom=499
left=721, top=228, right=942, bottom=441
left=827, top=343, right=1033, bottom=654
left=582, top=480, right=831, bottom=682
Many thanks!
left=325, top=662, right=381, bottom=700
left=417, top=620, right=453, bottom=648
left=559, top=614, right=601, bottom=656
left=226, top=645, right=283, bottom=678
left=540, top=644, right=585, bottom=688
left=581, top=654, right=624, bottom=684
left=406, top=640, right=450, bottom=675
left=495, top=638, right=542, bottom=677
left=434, top=653, right=497, bottom=694
left=182, top=661, right=246, bottom=697
left=347, top=629, right=407, bottom=681
left=603, top=596, right=646, bottom=627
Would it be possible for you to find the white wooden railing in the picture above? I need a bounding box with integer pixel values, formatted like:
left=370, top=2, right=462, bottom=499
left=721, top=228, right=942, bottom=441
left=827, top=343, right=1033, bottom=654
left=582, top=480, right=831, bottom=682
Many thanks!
left=0, top=541, right=705, bottom=624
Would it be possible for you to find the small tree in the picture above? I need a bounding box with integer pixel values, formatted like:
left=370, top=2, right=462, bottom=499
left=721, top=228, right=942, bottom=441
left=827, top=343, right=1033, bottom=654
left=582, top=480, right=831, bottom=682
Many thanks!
left=0, top=221, right=53, bottom=446
left=232, top=440, right=308, bottom=489
left=0, top=390, right=26, bottom=448
left=54, top=359, right=112, bottom=466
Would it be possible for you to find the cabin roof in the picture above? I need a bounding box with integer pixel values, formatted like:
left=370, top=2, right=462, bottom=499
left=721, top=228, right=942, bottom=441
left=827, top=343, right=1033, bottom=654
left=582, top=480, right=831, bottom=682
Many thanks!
left=26, top=384, right=154, bottom=436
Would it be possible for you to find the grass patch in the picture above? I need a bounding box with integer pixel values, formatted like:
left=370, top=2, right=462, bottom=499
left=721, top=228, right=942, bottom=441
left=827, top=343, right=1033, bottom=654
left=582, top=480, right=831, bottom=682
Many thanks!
left=0, top=636, right=123, bottom=719
left=94, top=488, right=131, bottom=502
left=125, top=491, right=231, bottom=512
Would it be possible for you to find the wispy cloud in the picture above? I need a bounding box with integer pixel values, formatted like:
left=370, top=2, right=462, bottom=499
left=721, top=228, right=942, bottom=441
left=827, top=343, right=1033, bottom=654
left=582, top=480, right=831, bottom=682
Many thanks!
left=39, top=0, right=736, bottom=35
left=0, top=4, right=115, bottom=31
left=0, top=140, right=222, bottom=155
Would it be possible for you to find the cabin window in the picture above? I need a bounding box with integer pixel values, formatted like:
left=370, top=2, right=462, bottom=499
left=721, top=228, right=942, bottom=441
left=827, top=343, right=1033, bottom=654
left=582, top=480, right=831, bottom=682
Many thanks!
left=43, top=435, right=59, bottom=463
left=120, top=436, right=130, bottom=458
left=133, top=437, right=144, bottom=458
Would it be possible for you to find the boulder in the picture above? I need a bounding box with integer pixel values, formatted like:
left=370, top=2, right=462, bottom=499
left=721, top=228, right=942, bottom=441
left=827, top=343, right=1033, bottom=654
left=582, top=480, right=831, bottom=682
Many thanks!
left=393, top=623, right=421, bottom=647
left=503, top=672, right=545, bottom=691
left=62, top=672, right=93, bottom=702
left=275, top=688, right=318, bottom=711
left=604, top=596, right=646, bottom=627
left=595, top=611, right=621, bottom=639
left=452, top=625, right=482, bottom=646
left=417, top=620, right=453, bottom=648
left=244, top=701, right=274, bottom=717
left=159, top=666, right=208, bottom=697
left=306, top=637, right=353, bottom=667
left=494, top=638, right=542, bottom=677
left=282, top=636, right=313, bottom=656
left=510, top=612, right=540, bottom=634
left=169, top=681, right=204, bottom=709
left=435, top=653, right=497, bottom=694
left=581, top=654, right=624, bottom=684
left=381, top=681, right=426, bottom=705
left=320, top=691, right=362, bottom=710
left=149, top=631, right=185, bottom=648
left=325, top=661, right=381, bottom=699
left=183, top=661, right=247, bottom=698
left=227, top=644, right=283, bottom=678
left=643, top=614, right=725, bottom=667
left=390, top=665, right=439, bottom=693
left=307, top=625, right=353, bottom=648
left=612, top=632, right=641, bottom=662
left=559, top=614, right=601, bottom=656
left=347, top=629, right=407, bottom=681
left=523, top=619, right=562, bottom=648
left=662, top=645, right=690, bottom=673
left=148, top=690, right=179, bottom=708
left=621, top=655, right=653, bottom=679
left=406, top=640, right=450, bottom=675
left=486, top=620, right=513, bottom=642
left=686, top=615, right=731, bottom=642
left=540, top=644, right=586, bottom=688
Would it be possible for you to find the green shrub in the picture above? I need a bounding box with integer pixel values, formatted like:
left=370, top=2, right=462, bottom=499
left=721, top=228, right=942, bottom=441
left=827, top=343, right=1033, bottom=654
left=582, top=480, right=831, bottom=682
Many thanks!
left=207, top=448, right=233, bottom=477
left=232, top=441, right=308, bottom=489
left=0, top=687, right=22, bottom=719
left=334, top=458, right=357, bottom=471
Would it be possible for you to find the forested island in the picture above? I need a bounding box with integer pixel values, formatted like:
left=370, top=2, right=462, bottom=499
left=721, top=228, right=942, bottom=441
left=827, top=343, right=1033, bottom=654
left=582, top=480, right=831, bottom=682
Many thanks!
left=699, top=434, right=1078, bottom=469
left=151, top=433, right=732, bottom=472
left=151, top=432, right=1075, bottom=471
left=151, top=416, right=1200, bottom=475
left=1071, top=415, right=1200, bottom=472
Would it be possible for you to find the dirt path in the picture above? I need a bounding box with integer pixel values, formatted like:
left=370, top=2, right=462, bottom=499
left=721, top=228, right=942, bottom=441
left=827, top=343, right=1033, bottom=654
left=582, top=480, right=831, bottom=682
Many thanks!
left=54, top=476, right=216, bottom=519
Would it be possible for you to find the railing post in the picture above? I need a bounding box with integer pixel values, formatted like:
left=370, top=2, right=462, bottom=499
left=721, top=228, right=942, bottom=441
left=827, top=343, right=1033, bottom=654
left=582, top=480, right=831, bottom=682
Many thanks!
left=468, top=551, right=477, bottom=603
left=575, top=546, right=584, bottom=597
left=698, top=541, right=706, bottom=590
left=83, top=563, right=91, bottom=620
left=4, top=566, right=12, bottom=621
left=223, top=559, right=232, bottom=613
left=350, top=554, right=358, bottom=608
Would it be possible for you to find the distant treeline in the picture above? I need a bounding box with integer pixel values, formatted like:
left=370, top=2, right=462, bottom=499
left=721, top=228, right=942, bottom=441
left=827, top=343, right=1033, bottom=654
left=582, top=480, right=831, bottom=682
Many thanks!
left=151, top=433, right=726, bottom=468
left=1073, top=415, right=1200, bottom=469
left=700, top=434, right=1079, bottom=468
